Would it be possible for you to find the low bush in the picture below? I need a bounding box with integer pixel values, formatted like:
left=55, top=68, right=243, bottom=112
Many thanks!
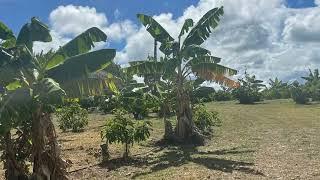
left=56, top=102, right=89, bottom=132
left=101, top=109, right=152, bottom=159
left=291, top=81, right=309, bottom=104
left=193, top=104, right=221, bottom=135
left=233, top=72, right=265, bottom=104
left=213, top=89, right=233, bottom=101
left=99, top=96, right=120, bottom=114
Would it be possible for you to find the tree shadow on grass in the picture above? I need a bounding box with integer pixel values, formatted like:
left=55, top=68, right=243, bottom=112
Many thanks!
left=131, top=145, right=264, bottom=179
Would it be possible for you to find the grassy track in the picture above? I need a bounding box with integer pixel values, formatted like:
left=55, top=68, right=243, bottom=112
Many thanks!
left=1, top=99, right=319, bottom=179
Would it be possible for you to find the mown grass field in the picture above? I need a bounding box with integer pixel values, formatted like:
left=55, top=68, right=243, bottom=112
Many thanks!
left=1, top=99, right=320, bottom=179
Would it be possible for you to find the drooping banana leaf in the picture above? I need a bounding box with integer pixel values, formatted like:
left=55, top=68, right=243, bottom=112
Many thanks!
left=0, top=45, right=34, bottom=86
left=191, top=62, right=238, bottom=87
left=16, top=17, right=52, bottom=52
left=47, top=49, right=116, bottom=97
left=183, top=7, right=224, bottom=47
left=137, top=14, right=174, bottom=44
left=33, top=78, right=66, bottom=105
left=47, top=49, right=116, bottom=82
left=46, top=27, right=108, bottom=70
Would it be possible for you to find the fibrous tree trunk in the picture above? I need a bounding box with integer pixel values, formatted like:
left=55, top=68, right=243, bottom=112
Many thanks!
left=31, top=106, right=68, bottom=180
left=3, top=131, right=28, bottom=180
left=175, top=74, right=204, bottom=145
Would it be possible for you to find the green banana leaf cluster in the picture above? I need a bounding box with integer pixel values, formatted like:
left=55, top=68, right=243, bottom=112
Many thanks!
left=128, top=6, right=238, bottom=88
left=0, top=17, right=116, bottom=135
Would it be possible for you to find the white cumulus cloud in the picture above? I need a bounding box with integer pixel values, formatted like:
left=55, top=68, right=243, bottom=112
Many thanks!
left=116, top=0, right=320, bottom=83
left=34, top=5, right=137, bottom=53
left=35, top=1, right=320, bottom=84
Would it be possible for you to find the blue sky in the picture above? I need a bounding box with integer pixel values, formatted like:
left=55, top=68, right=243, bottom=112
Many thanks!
left=0, top=0, right=320, bottom=83
left=0, top=0, right=198, bottom=34
left=0, top=0, right=316, bottom=34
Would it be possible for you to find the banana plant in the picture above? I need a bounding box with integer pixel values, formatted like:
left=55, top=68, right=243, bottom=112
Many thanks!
left=301, top=69, right=320, bottom=101
left=126, top=7, right=237, bottom=143
left=0, top=18, right=116, bottom=179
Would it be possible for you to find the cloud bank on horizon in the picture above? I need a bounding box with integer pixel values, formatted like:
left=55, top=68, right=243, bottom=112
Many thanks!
left=34, top=0, right=320, bottom=84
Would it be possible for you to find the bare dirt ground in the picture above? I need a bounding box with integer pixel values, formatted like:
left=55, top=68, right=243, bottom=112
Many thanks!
left=1, top=99, right=320, bottom=179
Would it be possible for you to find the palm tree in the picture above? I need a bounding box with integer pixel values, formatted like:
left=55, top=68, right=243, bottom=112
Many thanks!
left=0, top=18, right=116, bottom=179
left=126, top=7, right=237, bottom=143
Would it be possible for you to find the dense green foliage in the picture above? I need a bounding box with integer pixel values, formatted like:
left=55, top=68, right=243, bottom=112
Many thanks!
left=263, top=78, right=291, bottom=100
left=233, top=72, right=265, bottom=104
left=302, top=69, right=320, bottom=101
left=213, top=87, right=234, bottom=101
left=290, top=81, right=309, bottom=104
left=130, top=7, right=238, bottom=141
left=56, top=102, right=89, bottom=132
left=101, top=110, right=152, bottom=158
left=193, top=104, right=221, bottom=135
left=192, top=86, right=216, bottom=103
left=0, top=17, right=116, bottom=179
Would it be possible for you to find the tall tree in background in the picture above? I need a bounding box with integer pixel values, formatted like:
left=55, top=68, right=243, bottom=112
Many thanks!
left=127, top=7, right=237, bottom=143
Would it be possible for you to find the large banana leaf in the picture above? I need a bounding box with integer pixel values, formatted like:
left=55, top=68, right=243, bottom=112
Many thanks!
left=47, top=49, right=116, bottom=83
left=0, top=46, right=34, bottom=86
left=137, top=14, right=174, bottom=44
left=16, top=17, right=52, bottom=52
left=191, top=62, right=237, bottom=87
left=46, top=27, right=108, bottom=70
left=178, top=19, right=194, bottom=38
left=181, top=45, right=211, bottom=58
left=183, top=7, right=224, bottom=47
left=125, top=61, right=166, bottom=76
left=0, top=21, right=15, bottom=41
left=186, top=56, right=221, bottom=67
left=34, top=78, right=66, bottom=105
left=51, top=75, right=109, bottom=98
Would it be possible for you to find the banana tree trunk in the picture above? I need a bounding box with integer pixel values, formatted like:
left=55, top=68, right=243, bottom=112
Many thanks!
left=31, top=106, right=68, bottom=180
left=3, top=131, right=28, bottom=180
left=175, top=87, right=193, bottom=138
left=175, top=73, right=204, bottom=144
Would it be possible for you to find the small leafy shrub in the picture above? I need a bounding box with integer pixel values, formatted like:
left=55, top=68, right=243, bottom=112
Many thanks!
left=213, top=88, right=233, bottom=101
left=79, top=96, right=95, bottom=110
left=56, top=102, right=89, bottom=132
left=100, top=96, right=120, bottom=114
left=233, top=72, right=265, bottom=104
left=119, top=90, right=149, bottom=119
left=193, top=86, right=215, bottom=103
left=101, top=109, right=152, bottom=159
left=193, top=104, right=221, bottom=135
left=291, top=81, right=309, bottom=104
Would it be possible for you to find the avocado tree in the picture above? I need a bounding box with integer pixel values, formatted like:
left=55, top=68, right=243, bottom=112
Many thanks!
left=0, top=18, right=116, bottom=179
left=126, top=7, right=237, bottom=143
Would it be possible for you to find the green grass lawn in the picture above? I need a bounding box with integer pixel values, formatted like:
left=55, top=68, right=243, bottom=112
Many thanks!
left=1, top=99, right=319, bottom=179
